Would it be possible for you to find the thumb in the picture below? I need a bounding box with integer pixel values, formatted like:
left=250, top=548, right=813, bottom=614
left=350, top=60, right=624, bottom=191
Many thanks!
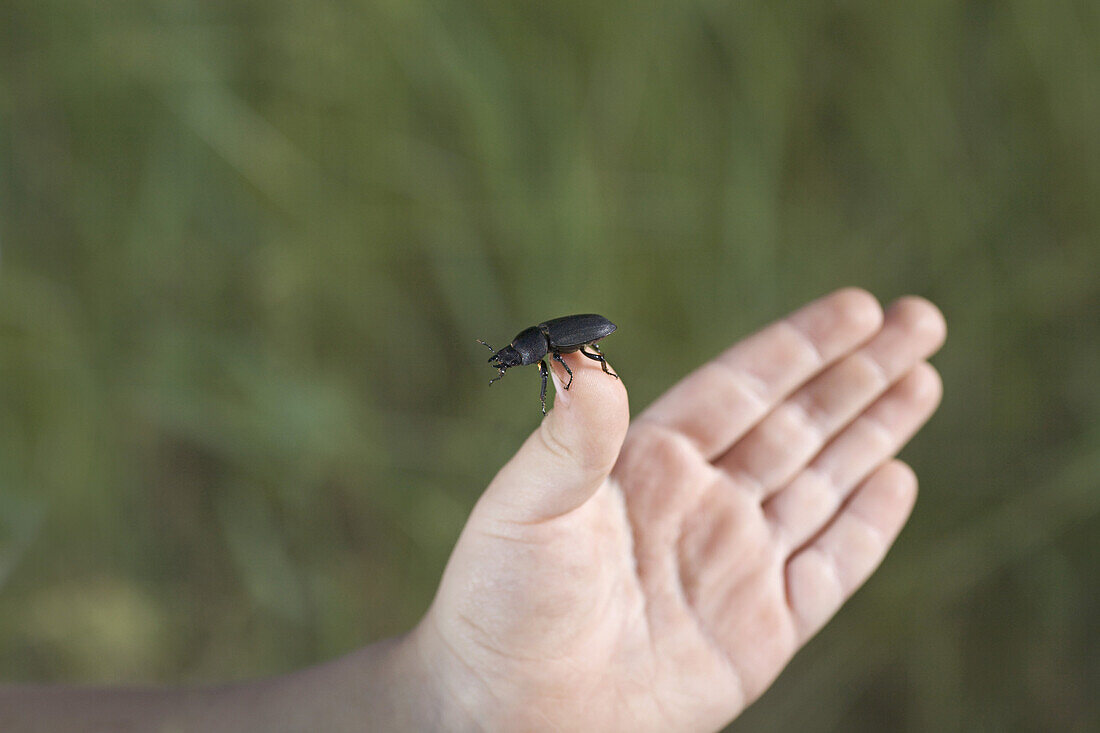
left=477, top=353, right=629, bottom=524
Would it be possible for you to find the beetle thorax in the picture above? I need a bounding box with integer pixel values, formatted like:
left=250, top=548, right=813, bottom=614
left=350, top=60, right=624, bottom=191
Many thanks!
left=510, top=327, right=549, bottom=365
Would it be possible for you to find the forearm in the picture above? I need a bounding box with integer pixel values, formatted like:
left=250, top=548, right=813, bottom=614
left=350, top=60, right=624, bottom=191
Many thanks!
left=0, top=632, right=462, bottom=733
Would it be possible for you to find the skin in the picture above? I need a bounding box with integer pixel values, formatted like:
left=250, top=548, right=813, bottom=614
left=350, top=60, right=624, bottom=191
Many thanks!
left=0, top=288, right=945, bottom=732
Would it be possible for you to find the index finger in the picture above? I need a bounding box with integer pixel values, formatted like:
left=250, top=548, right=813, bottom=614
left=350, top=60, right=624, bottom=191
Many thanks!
left=635, top=288, right=884, bottom=460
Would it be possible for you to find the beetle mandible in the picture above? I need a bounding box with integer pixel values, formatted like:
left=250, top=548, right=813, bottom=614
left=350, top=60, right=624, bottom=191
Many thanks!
left=477, top=314, right=619, bottom=415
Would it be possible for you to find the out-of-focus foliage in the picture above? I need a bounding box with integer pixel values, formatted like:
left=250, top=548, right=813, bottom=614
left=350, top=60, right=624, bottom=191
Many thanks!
left=1, top=0, right=1097, bottom=728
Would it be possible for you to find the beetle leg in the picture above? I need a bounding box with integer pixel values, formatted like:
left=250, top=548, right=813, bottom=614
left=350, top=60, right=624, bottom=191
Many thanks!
left=579, top=345, right=619, bottom=379
left=538, top=360, right=549, bottom=415
left=551, top=352, right=574, bottom=389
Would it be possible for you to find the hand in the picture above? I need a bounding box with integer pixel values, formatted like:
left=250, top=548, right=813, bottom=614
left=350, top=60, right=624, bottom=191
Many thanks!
left=414, top=289, right=946, bottom=731
left=0, top=289, right=944, bottom=733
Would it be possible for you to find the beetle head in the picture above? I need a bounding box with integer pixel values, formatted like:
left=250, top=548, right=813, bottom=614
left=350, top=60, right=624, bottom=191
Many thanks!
left=477, top=340, right=522, bottom=384
left=488, top=345, right=522, bottom=369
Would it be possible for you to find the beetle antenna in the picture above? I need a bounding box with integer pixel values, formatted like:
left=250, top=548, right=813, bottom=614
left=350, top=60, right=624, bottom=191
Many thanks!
left=476, top=339, right=496, bottom=353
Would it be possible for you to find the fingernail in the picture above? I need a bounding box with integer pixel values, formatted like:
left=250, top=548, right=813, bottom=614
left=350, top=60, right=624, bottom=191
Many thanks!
left=550, top=363, right=572, bottom=409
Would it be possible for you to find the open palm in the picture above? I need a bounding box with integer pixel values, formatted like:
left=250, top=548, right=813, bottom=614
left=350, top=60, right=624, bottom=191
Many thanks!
left=415, top=289, right=945, bottom=731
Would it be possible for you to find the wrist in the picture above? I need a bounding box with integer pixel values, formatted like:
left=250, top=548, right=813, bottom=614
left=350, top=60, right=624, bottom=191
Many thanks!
left=196, top=627, right=472, bottom=733
left=404, top=613, right=499, bottom=732
left=263, top=630, right=470, bottom=732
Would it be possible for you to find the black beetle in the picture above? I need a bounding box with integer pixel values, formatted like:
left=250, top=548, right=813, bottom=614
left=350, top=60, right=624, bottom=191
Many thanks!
left=478, top=314, right=619, bottom=415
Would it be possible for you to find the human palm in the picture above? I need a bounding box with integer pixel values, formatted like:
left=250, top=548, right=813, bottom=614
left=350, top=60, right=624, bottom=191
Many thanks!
left=414, top=289, right=945, bottom=731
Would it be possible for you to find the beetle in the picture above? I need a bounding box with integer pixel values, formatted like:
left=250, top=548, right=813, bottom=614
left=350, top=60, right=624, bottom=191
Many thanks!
left=477, top=314, right=619, bottom=415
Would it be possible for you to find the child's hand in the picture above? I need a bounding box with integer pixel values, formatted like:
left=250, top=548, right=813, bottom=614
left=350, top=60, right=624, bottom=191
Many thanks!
left=416, top=288, right=945, bottom=731
left=0, top=289, right=945, bottom=733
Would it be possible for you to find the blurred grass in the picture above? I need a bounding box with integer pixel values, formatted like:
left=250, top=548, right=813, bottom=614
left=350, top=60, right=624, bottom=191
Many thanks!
left=1, top=0, right=1098, bottom=728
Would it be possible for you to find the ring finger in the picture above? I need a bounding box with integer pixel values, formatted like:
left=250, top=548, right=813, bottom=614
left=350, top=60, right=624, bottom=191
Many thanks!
left=764, top=361, right=943, bottom=552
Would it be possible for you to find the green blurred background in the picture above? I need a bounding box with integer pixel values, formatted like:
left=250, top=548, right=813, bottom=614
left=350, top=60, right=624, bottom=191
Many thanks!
left=2, top=0, right=1098, bottom=729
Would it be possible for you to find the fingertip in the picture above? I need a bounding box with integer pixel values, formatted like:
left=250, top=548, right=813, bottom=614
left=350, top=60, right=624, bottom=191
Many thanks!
left=479, top=354, right=628, bottom=524
left=878, top=459, right=919, bottom=515
left=546, top=353, right=629, bottom=470
left=549, top=352, right=627, bottom=404
left=831, top=287, right=885, bottom=334
left=889, top=296, right=947, bottom=351
left=903, top=361, right=944, bottom=407
left=788, top=288, right=884, bottom=360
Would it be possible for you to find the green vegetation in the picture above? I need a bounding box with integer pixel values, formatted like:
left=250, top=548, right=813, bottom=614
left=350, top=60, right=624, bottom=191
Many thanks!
left=2, top=0, right=1097, bottom=728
